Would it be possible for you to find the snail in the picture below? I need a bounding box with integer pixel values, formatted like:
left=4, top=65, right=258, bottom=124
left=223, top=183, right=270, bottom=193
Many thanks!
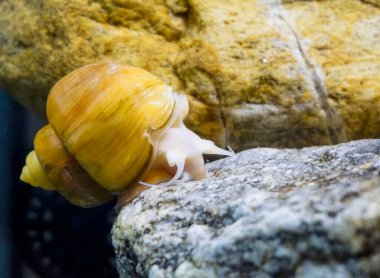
left=20, top=63, right=234, bottom=208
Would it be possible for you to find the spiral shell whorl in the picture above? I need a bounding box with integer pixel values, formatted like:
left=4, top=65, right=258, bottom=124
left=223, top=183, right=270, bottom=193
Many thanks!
left=20, top=151, right=55, bottom=190
left=46, top=63, right=175, bottom=192
left=21, top=125, right=114, bottom=207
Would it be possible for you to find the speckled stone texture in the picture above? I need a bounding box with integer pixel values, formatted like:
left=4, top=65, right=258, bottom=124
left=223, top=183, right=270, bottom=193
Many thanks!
left=113, top=139, right=380, bottom=277
left=1, top=0, right=380, bottom=150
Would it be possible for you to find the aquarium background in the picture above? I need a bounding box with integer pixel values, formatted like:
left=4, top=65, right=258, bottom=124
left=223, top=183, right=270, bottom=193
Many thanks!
left=0, top=90, right=118, bottom=278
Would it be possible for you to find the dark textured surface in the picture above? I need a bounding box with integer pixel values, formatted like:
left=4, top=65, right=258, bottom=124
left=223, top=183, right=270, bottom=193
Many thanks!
left=113, top=139, right=380, bottom=277
left=0, top=90, right=13, bottom=277
left=0, top=91, right=119, bottom=278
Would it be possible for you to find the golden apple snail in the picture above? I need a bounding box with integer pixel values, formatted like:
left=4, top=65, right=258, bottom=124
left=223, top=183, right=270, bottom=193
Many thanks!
left=20, top=63, right=234, bottom=208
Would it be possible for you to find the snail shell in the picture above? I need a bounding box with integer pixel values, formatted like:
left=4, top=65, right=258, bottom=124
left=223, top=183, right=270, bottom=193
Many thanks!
left=20, top=63, right=233, bottom=207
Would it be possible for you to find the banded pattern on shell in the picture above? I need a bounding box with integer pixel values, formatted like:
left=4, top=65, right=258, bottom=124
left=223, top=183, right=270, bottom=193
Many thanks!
left=47, top=63, right=175, bottom=192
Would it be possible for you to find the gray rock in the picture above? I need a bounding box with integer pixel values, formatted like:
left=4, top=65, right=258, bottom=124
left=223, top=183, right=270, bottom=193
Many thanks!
left=112, top=139, right=380, bottom=277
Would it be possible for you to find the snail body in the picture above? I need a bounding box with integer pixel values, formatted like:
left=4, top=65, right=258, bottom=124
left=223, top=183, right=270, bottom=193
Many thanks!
left=20, top=63, right=233, bottom=207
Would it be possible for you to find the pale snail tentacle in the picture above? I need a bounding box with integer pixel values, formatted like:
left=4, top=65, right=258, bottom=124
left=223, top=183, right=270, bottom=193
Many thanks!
left=136, top=92, right=185, bottom=186
left=227, top=146, right=236, bottom=156
left=138, top=95, right=235, bottom=188
left=137, top=92, right=188, bottom=188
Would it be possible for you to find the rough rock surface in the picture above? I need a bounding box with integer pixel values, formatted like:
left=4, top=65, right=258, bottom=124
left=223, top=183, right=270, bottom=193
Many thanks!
left=1, top=0, right=380, bottom=149
left=113, top=139, right=380, bottom=277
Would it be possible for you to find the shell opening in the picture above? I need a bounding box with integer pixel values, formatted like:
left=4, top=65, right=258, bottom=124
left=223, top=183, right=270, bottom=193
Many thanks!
left=139, top=155, right=185, bottom=188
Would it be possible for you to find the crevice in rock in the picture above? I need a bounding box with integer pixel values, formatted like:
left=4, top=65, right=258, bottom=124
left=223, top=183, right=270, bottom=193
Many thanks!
left=173, top=45, right=228, bottom=147
left=358, top=0, right=380, bottom=9
left=272, top=1, right=344, bottom=144
left=214, top=86, right=228, bottom=147
left=174, top=0, right=230, bottom=148
left=279, top=16, right=343, bottom=144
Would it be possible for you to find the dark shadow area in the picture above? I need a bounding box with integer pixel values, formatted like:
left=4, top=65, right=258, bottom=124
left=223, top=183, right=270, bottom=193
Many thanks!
left=0, top=90, right=118, bottom=278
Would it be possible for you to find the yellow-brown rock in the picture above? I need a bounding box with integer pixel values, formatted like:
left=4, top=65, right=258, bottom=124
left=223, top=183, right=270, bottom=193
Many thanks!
left=0, top=0, right=379, bottom=150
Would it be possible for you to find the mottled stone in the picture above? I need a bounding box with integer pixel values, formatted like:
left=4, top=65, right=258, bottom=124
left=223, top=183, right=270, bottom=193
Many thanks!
left=113, top=139, right=380, bottom=277
left=1, top=1, right=380, bottom=149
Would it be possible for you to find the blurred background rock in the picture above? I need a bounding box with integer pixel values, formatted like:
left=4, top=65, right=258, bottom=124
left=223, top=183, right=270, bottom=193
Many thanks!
left=0, top=90, right=118, bottom=278
left=1, top=0, right=380, bottom=150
